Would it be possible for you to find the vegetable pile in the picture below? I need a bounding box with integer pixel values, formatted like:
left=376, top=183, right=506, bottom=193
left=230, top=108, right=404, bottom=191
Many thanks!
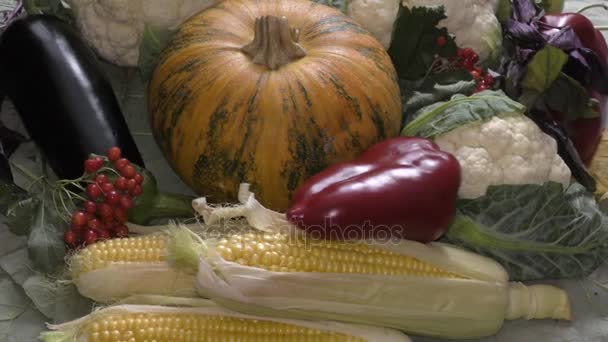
left=0, top=0, right=607, bottom=341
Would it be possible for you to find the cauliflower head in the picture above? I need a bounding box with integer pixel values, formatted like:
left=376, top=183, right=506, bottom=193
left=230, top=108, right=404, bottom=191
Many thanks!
left=65, top=0, right=218, bottom=66
left=434, top=115, right=572, bottom=199
left=347, top=0, right=400, bottom=48
left=400, top=0, right=503, bottom=64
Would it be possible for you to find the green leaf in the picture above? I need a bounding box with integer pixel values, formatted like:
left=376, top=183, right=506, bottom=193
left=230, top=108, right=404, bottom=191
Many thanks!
left=22, top=275, right=92, bottom=323
left=401, top=90, right=526, bottom=138
left=23, top=0, right=75, bottom=25
left=6, top=197, right=40, bottom=236
left=388, top=5, right=457, bottom=80
left=314, top=0, right=347, bottom=12
left=443, top=182, right=608, bottom=281
left=518, top=45, right=568, bottom=107
left=27, top=201, right=65, bottom=274
left=542, top=73, right=600, bottom=121
left=138, top=25, right=175, bottom=82
left=401, top=77, right=477, bottom=126
left=0, top=275, right=27, bottom=320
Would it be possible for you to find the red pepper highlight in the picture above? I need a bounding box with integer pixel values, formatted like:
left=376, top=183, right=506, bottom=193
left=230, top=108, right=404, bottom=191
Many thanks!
left=286, top=137, right=461, bottom=243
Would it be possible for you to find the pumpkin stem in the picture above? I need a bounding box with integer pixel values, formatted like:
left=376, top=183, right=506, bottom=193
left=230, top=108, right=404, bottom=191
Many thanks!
left=241, top=15, right=306, bottom=70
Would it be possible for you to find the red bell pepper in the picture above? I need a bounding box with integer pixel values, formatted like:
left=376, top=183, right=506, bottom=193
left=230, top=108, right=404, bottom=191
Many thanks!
left=541, top=12, right=608, bottom=164
left=286, top=137, right=461, bottom=243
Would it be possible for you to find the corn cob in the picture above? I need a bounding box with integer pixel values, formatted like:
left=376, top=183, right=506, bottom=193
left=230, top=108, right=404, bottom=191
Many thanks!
left=179, top=186, right=573, bottom=340
left=70, top=234, right=197, bottom=303
left=40, top=298, right=411, bottom=342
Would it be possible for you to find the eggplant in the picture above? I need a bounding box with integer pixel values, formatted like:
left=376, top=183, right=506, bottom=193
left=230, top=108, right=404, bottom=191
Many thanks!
left=0, top=15, right=144, bottom=180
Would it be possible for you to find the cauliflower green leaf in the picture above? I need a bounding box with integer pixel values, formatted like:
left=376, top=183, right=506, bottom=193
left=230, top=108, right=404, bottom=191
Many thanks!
left=401, top=90, right=525, bottom=139
left=444, top=182, right=608, bottom=281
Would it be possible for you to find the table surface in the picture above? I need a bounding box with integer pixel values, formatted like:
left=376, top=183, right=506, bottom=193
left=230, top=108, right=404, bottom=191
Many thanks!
left=1, top=1, right=608, bottom=341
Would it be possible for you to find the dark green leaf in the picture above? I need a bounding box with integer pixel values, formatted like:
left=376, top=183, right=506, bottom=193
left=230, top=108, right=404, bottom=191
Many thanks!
left=27, top=201, right=65, bottom=274
left=314, top=0, right=347, bottom=12
left=5, top=196, right=39, bottom=236
left=22, top=275, right=92, bottom=323
left=23, top=0, right=75, bottom=25
left=443, top=182, right=608, bottom=280
left=518, top=45, right=568, bottom=107
left=401, top=90, right=526, bottom=138
left=388, top=6, right=457, bottom=80
left=542, top=73, right=599, bottom=121
left=138, top=25, right=175, bottom=82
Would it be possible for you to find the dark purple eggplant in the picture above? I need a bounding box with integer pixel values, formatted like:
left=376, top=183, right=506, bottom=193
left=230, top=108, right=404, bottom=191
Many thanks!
left=0, top=15, right=144, bottom=180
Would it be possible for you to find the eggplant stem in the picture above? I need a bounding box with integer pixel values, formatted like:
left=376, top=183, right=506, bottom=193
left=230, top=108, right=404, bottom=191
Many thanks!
left=577, top=3, right=608, bottom=14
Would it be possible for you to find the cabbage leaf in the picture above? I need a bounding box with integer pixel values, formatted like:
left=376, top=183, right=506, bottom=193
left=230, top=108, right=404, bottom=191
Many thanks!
left=443, top=182, right=608, bottom=281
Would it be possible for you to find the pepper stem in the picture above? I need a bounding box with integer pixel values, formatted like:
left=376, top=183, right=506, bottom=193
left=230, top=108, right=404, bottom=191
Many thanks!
left=241, top=15, right=306, bottom=70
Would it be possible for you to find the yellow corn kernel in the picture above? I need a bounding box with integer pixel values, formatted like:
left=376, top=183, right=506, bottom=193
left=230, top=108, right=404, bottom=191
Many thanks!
left=215, top=233, right=462, bottom=278
left=71, top=234, right=167, bottom=279
left=79, top=312, right=365, bottom=342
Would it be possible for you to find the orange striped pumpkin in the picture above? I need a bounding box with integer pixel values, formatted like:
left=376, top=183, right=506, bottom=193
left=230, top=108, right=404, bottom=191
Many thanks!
left=148, top=0, right=402, bottom=210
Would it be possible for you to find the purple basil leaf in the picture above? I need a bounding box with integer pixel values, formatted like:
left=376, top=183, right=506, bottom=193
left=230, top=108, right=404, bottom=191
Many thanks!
left=578, top=48, right=608, bottom=94
left=563, top=50, right=591, bottom=88
left=547, top=27, right=583, bottom=51
left=511, top=0, right=538, bottom=23
left=505, top=61, right=525, bottom=98
left=516, top=47, right=538, bottom=63
left=505, top=19, right=545, bottom=49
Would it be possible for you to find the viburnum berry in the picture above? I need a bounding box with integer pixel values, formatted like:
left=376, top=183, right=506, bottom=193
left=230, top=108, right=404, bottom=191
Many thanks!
left=114, top=158, right=130, bottom=171
left=119, top=195, right=133, bottom=210
left=97, top=203, right=113, bottom=218
left=106, top=147, right=121, bottom=162
left=436, top=36, right=447, bottom=47
left=95, top=174, right=109, bottom=185
left=121, top=165, right=136, bottom=179
left=101, top=182, right=114, bottom=194
left=86, top=183, right=101, bottom=199
left=133, top=173, right=144, bottom=185
left=114, top=176, right=128, bottom=190
left=470, top=70, right=481, bottom=80
left=114, top=225, right=129, bottom=237
left=87, top=219, right=103, bottom=231
left=97, top=229, right=111, bottom=241
left=462, top=58, right=475, bottom=71
left=114, top=207, right=128, bottom=223
left=71, top=211, right=86, bottom=227
left=84, top=159, right=99, bottom=174
left=126, top=179, right=137, bottom=192
left=483, top=73, right=495, bottom=87
left=63, top=230, right=77, bottom=247
left=105, top=190, right=121, bottom=205
left=70, top=222, right=84, bottom=234
left=131, top=185, right=143, bottom=197
left=83, top=229, right=98, bottom=245
left=84, top=201, right=97, bottom=214
left=85, top=212, right=96, bottom=222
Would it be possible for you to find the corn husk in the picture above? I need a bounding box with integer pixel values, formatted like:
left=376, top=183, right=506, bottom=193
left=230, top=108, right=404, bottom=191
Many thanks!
left=40, top=296, right=411, bottom=342
left=169, top=184, right=571, bottom=339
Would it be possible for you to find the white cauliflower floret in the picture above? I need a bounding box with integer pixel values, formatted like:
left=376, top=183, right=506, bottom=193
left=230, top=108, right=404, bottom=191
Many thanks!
left=435, top=115, right=571, bottom=199
left=347, top=0, right=400, bottom=48
left=400, top=0, right=502, bottom=63
left=65, top=0, right=219, bottom=66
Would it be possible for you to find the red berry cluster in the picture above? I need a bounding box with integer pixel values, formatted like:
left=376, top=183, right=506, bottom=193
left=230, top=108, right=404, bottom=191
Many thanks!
left=63, top=147, right=144, bottom=248
left=455, top=48, right=495, bottom=93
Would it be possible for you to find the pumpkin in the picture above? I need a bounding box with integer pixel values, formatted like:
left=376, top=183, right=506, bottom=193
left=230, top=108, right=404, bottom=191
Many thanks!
left=148, top=0, right=402, bottom=210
